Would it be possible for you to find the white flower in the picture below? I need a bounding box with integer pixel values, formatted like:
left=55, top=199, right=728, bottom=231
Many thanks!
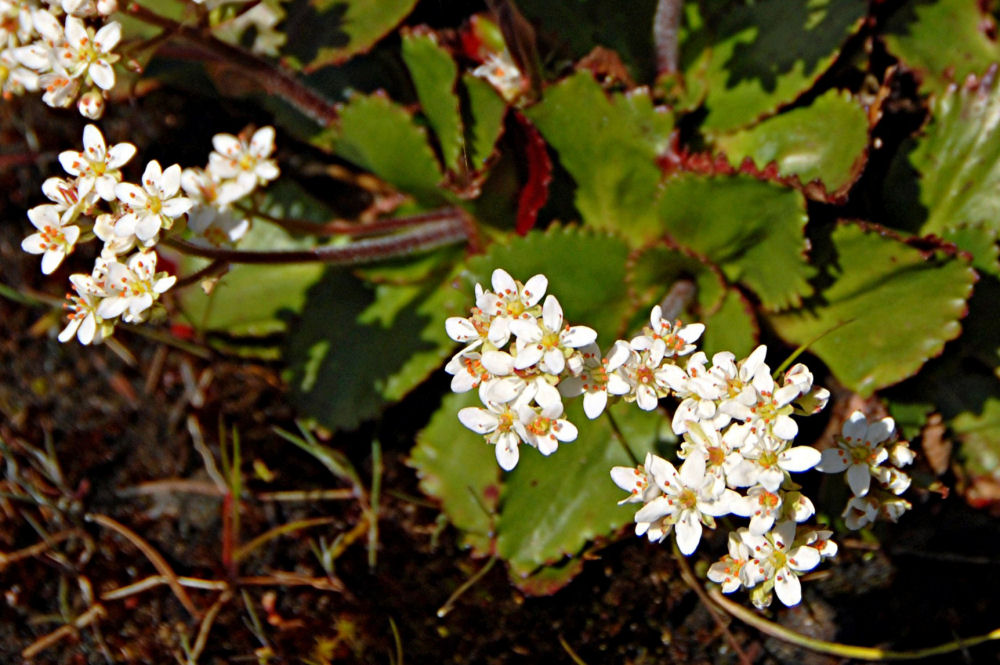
left=21, top=204, right=79, bottom=274
left=58, top=124, right=136, bottom=202
left=708, top=531, right=757, bottom=594
left=510, top=294, right=597, bottom=374
left=815, top=410, right=897, bottom=497
left=514, top=399, right=577, bottom=456
left=96, top=251, right=176, bottom=323
left=633, top=453, right=739, bottom=555
left=610, top=452, right=664, bottom=505
left=207, top=126, right=280, bottom=203
left=59, top=273, right=109, bottom=344
left=55, top=16, right=120, bottom=90
left=727, top=434, right=821, bottom=492
left=630, top=306, right=704, bottom=365
left=476, top=269, right=547, bottom=348
left=471, top=50, right=527, bottom=102
left=115, top=161, right=194, bottom=244
left=741, top=521, right=821, bottom=608
left=558, top=341, right=632, bottom=419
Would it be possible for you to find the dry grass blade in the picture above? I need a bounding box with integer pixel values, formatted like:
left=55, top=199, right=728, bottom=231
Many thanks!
left=86, top=513, right=200, bottom=617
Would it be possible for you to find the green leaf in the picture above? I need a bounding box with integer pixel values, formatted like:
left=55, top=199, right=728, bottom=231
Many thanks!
left=683, top=0, right=866, bottom=133
left=524, top=72, right=664, bottom=244
left=883, top=0, right=1000, bottom=96
left=627, top=244, right=758, bottom=357
left=333, top=92, right=446, bottom=205
left=410, top=391, right=500, bottom=555
left=461, top=73, right=508, bottom=171
left=175, top=180, right=333, bottom=336
left=496, top=400, right=663, bottom=580
left=656, top=174, right=814, bottom=310
left=282, top=0, right=419, bottom=72
left=463, top=226, right=634, bottom=341
left=885, top=73, right=1000, bottom=252
left=714, top=89, right=870, bottom=196
left=767, top=223, right=976, bottom=396
left=517, top=0, right=659, bottom=82
left=955, top=396, right=1000, bottom=477
left=401, top=31, right=465, bottom=173
left=284, top=253, right=466, bottom=430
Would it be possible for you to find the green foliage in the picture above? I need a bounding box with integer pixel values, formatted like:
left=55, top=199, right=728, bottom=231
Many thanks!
left=680, top=0, right=866, bottom=133
left=885, top=71, right=1000, bottom=261
left=282, top=0, right=419, bottom=71
left=768, top=224, right=976, bottom=396
left=333, top=93, right=447, bottom=206
left=525, top=72, right=666, bottom=244
left=883, top=0, right=1000, bottom=96
left=401, top=31, right=465, bottom=173
left=714, top=89, right=870, bottom=195
left=656, top=174, right=814, bottom=310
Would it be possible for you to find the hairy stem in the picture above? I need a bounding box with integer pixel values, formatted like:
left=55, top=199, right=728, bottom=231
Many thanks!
left=127, top=2, right=338, bottom=126
left=654, top=0, right=683, bottom=76
left=165, top=208, right=475, bottom=265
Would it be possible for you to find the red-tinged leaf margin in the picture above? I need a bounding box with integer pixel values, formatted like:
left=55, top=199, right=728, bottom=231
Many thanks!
left=659, top=150, right=849, bottom=204
left=513, top=111, right=552, bottom=235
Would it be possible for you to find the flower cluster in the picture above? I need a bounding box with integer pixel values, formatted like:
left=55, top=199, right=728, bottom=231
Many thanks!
left=446, top=269, right=708, bottom=470
left=816, top=410, right=915, bottom=529
left=20, top=124, right=279, bottom=344
left=445, top=269, right=917, bottom=611
left=2, top=0, right=121, bottom=118
left=611, top=343, right=833, bottom=609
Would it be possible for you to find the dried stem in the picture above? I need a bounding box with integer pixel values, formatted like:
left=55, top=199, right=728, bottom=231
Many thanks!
left=86, top=513, right=200, bottom=617
left=707, top=586, right=1000, bottom=660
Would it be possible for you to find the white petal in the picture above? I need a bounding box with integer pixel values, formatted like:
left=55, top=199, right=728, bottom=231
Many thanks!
left=542, top=348, right=565, bottom=375
left=847, top=463, right=871, bottom=497
left=521, top=274, right=547, bottom=306
left=41, top=249, right=65, bottom=274
left=679, top=453, right=706, bottom=488
left=774, top=569, right=802, bottom=607
left=446, top=317, right=479, bottom=343
left=634, top=496, right=672, bottom=524
left=553, top=418, right=577, bottom=442
left=161, top=197, right=194, bottom=218
left=495, top=433, right=519, bottom=471
left=513, top=344, right=543, bottom=370
left=106, top=142, right=137, bottom=169
left=816, top=447, right=849, bottom=473
left=841, top=411, right=868, bottom=441
left=89, top=61, right=115, bottom=90
left=541, top=295, right=562, bottom=330
left=866, top=417, right=896, bottom=446
left=561, top=325, right=597, bottom=348
left=458, top=407, right=498, bottom=434
left=582, top=390, right=607, bottom=419
left=636, top=385, right=658, bottom=411
left=481, top=350, right=514, bottom=375
left=674, top=512, right=702, bottom=555
left=93, top=20, right=121, bottom=52
left=779, top=445, right=820, bottom=472
left=491, top=268, right=516, bottom=295
left=786, top=546, right=820, bottom=572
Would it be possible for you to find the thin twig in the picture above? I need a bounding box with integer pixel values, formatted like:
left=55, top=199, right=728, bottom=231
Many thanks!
left=673, top=548, right=752, bottom=665
left=188, top=590, right=232, bottom=663
left=21, top=604, right=106, bottom=659
left=101, top=575, right=228, bottom=601
left=86, top=513, right=200, bottom=617
left=0, top=529, right=84, bottom=571
left=707, top=586, right=1000, bottom=660
left=232, top=516, right=338, bottom=564
left=437, top=556, right=498, bottom=618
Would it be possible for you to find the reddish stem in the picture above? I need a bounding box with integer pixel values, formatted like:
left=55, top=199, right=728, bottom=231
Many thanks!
left=127, top=2, right=339, bottom=126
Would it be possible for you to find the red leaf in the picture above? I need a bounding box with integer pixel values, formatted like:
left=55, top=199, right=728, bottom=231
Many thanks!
left=513, top=111, right=551, bottom=235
